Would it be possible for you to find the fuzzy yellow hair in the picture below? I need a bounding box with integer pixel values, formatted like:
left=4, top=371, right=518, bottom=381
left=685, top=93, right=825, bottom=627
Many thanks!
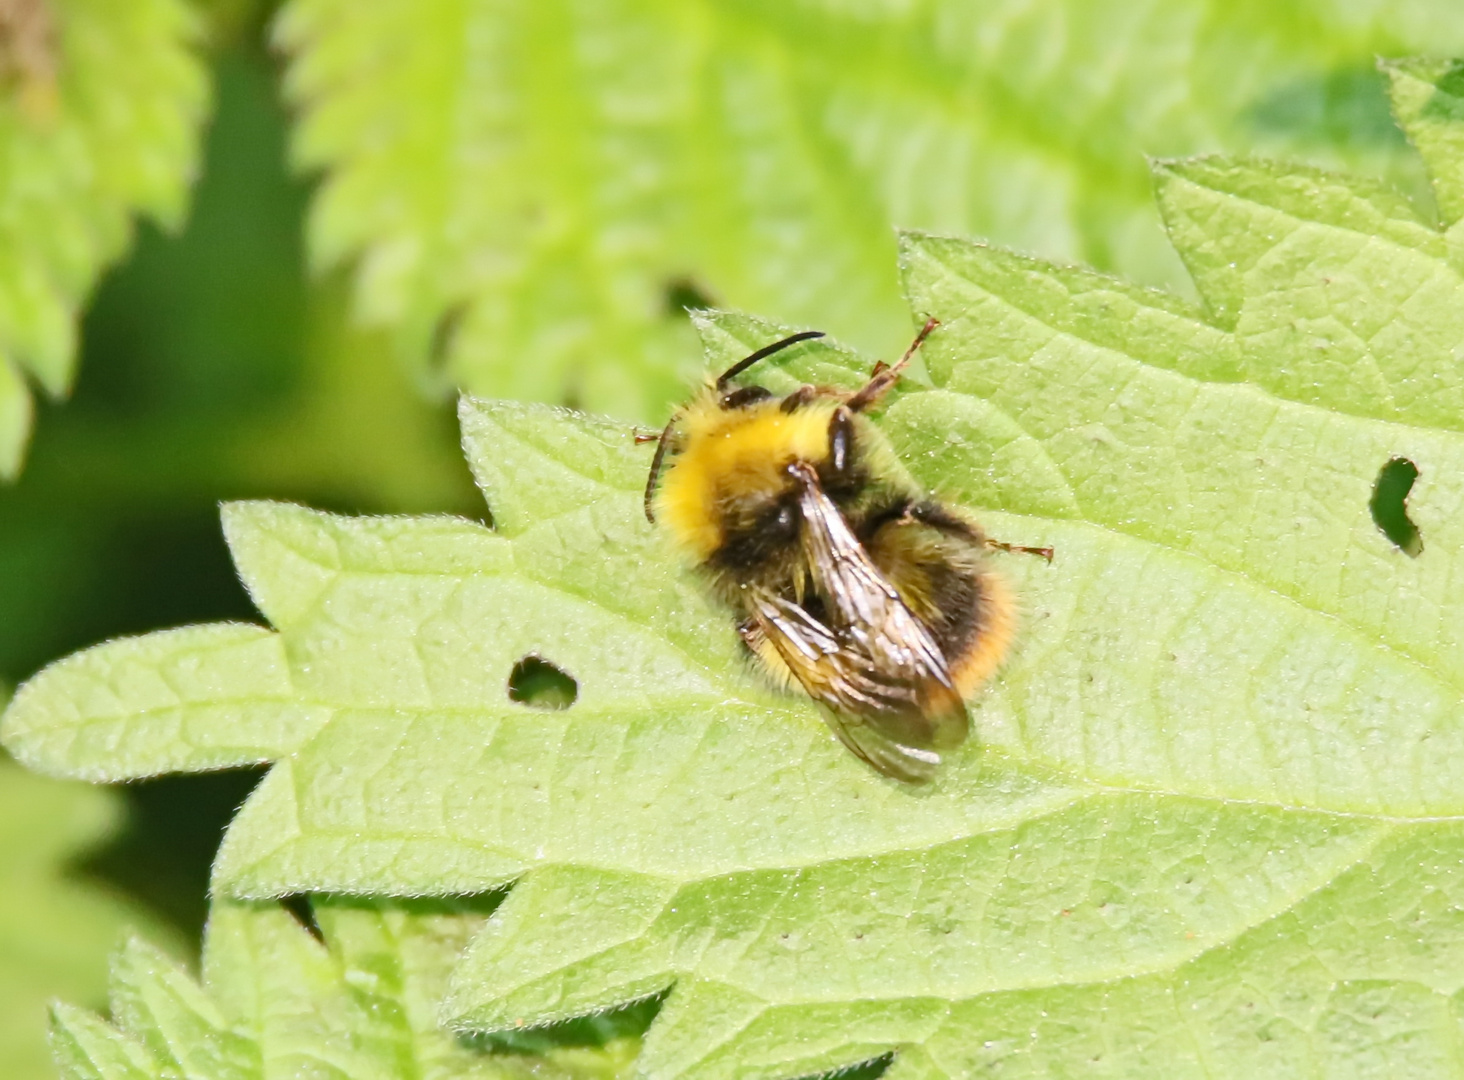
left=655, top=391, right=842, bottom=564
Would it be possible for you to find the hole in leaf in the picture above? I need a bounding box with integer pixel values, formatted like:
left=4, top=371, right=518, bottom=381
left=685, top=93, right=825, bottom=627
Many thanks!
left=278, top=894, right=324, bottom=943
left=1370, top=457, right=1423, bottom=556
left=664, top=275, right=717, bottom=315
left=508, top=656, right=578, bottom=709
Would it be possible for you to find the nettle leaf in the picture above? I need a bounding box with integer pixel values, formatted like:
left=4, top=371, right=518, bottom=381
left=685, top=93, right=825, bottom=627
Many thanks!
left=49, top=894, right=641, bottom=1079
left=10, top=60, right=1464, bottom=1079
left=0, top=755, right=181, bottom=1080
left=0, top=0, right=208, bottom=478
left=274, top=0, right=1464, bottom=421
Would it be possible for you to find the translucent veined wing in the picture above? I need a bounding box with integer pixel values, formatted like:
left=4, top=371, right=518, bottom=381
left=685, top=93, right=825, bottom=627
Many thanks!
left=744, top=463, right=969, bottom=782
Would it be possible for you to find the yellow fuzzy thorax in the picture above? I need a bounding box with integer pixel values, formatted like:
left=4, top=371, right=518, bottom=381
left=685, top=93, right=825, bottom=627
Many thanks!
left=656, top=391, right=839, bottom=563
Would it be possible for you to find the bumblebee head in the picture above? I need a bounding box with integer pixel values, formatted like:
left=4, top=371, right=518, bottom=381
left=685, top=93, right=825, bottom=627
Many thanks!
left=644, top=327, right=923, bottom=574
left=651, top=386, right=848, bottom=567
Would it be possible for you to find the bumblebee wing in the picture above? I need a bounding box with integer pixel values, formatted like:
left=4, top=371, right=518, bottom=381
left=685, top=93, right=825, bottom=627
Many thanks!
left=789, top=462, right=968, bottom=745
left=744, top=465, right=969, bottom=782
left=745, top=592, right=950, bottom=783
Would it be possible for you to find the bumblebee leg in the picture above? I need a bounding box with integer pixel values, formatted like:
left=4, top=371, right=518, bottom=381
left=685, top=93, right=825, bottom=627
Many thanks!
left=905, top=500, right=984, bottom=542
left=642, top=413, right=682, bottom=522
left=778, top=384, right=819, bottom=413
left=739, top=619, right=801, bottom=693
left=847, top=317, right=939, bottom=412
left=906, top=501, right=1054, bottom=562
left=986, top=539, right=1055, bottom=563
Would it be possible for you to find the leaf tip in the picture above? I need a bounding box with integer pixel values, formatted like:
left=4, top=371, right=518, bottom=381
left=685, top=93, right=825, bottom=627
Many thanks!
left=457, top=392, right=490, bottom=423
left=219, top=498, right=278, bottom=541
left=0, top=672, right=60, bottom=776
left=0, top=358, right=35, bottom=481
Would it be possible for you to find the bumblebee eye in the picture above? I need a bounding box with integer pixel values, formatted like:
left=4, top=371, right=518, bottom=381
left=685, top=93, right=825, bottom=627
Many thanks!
left=828, top=406, right=854, bottom=476
left=776, top=505, right=795, bottom=530
left=719, top=385, right=773, bottom=410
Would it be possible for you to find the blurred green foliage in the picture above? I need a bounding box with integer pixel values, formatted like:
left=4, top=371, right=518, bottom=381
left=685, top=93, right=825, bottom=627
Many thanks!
left=0, top=740, right=183, bottom=1079
left=0, top=32, right=476, bottom=1077
left=276, top=0, right=1464, bottom=422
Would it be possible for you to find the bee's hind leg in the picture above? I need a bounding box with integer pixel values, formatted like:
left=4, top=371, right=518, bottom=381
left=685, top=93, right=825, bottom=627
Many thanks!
left=985, top=538, right=1055, bottom=563
left=906, top=501, right=1054, bottom=563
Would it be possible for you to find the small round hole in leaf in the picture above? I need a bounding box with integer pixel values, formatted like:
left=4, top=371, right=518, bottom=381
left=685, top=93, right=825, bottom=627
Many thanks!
left=1369, top=457, right=1423, bottom=557
left=508, top=656, right=578, bottom=709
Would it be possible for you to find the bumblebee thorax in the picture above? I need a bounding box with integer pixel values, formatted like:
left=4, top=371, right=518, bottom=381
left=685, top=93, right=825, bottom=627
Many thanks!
left=655, top=392, right=839, bottom=565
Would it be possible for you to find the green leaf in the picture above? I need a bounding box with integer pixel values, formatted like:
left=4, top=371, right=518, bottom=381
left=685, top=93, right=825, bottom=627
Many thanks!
left=274, top=0, right=1464, bottom=420
left=0, top=44, right=480, bottom=705
left=0, top=0, right=209, bottom=479
left=11, top=57, right=1464, bottom=1079
left=0, top=752, right=181, bottom=1080
left=1385, top=57, right=1464, bottom=231
left=49, top=895, right=641, bottom=1079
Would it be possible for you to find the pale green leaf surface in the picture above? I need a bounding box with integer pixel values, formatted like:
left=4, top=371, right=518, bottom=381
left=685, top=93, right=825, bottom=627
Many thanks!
left=51, top=896, right=635, bottom=1080
left=1153, top=156, right=1464, bottom=427
left=0, top=0, right=208, bottom=478
left=2, top=624, right=330, bottom=782
left=0, top=756, right=180, bottom=1080
left=275, top=0, right=1464, bottom=421
left=13, top=64, right=1464, bottom=1078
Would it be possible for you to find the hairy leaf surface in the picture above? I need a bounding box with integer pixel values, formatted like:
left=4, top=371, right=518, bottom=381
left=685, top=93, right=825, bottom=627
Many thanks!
left=49, top=895, right=639, bottom=1080
left=10, top=60, right=1464, bottom=1079
left=0, top=0, right=207, bottom=478
left=275, top=0, right=1464, bottom=420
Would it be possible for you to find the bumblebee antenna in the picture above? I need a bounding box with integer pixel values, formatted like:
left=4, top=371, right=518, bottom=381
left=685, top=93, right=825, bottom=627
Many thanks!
left=646, top=330, right=826, bottom=522
left=714, top=330, right=825, bottom=390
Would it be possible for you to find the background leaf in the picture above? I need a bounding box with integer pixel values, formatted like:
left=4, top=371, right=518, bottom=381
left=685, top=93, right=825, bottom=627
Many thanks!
left=0, top=42, right=489, bottom=1080
left=0, top=0, right=208, bottom=478
left=0, top=749, right=181, bottom=1080
left=50, top=894, right=643, bottom=1079
left=275, top=0, right=1464, bottom=421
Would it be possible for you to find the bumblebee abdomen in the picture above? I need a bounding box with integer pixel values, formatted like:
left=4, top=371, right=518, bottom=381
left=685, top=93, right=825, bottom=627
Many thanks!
left=864, top=505, right=1016, bottom=698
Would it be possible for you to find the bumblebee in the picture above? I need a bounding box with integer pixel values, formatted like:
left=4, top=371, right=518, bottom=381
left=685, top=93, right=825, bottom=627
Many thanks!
left=643, top=320, right=1048, bottom=783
